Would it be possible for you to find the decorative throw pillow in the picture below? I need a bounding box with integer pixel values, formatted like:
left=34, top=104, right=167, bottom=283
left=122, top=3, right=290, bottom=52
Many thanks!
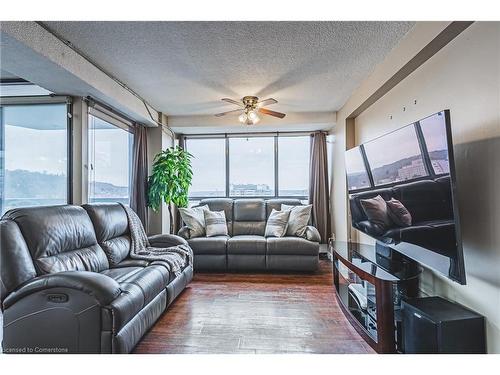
left=265, top=209, right=291, bottom=238
left=281, top=204, right=312, bottom=238
left=204, top=210, right=228, bottom=237
left=386, top=198, right=412, bottom=227
left=359, top=195, right=393, bottom=229
left=178, top=205, right=209, bottom=238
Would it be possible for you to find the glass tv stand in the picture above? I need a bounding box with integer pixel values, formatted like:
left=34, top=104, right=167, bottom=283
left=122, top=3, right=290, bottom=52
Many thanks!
left=330, top=240, right=421, bottom=353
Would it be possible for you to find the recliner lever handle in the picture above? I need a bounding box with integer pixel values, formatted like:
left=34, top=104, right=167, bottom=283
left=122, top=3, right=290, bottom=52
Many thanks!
left=47, top=293, right=69, bottom=303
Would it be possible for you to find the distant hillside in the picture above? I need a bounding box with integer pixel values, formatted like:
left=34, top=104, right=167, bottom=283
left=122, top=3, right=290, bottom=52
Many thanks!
left=4, top=169, right=128, bottom=198
left=347, top=149, right=448, bottom=189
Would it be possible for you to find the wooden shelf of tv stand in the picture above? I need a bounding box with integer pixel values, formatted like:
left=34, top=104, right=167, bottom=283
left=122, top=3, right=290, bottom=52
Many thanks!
left=330, top=240, right=420, bottom=354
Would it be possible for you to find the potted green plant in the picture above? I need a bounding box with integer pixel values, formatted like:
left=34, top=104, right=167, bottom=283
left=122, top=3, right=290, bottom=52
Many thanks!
left=147, top=146, right=193, bottom=233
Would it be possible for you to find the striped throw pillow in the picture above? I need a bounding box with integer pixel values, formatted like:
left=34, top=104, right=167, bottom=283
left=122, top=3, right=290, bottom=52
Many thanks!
left=204, top=210, right=228, bottom=237
left=265, top=209, right=291, bottom=238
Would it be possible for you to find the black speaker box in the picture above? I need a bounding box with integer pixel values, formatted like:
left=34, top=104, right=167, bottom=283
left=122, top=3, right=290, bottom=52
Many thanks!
left=402, top=296, right=486, bottom=354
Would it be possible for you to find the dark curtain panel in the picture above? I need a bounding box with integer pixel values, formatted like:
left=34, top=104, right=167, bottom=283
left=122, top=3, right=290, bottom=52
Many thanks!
left=174, top=134, right=186, bottom=233
left=309, top=132, right=331, bottom=243
left=130, top=124, right=149, bottom=232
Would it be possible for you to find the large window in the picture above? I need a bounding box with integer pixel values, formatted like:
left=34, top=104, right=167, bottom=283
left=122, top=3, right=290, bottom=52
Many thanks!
left=278, top=136, right=310, bottom=196
left=345, top=147, right=371, bottom=191
left=185, top=134, right=311, bottom=200
left=229, top=137, right=275, bottom=197
left=0, top=103, right=69, bottom=214
left=419, top=111, right=450, bottom=175
left=364, top=125, right=427, bottom=186
left=186, top=138, right=226, bottom=198
left=88, top=114, right=133, bottom=205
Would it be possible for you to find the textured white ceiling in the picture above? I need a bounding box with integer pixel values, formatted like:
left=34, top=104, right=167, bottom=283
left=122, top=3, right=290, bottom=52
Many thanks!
left=43, top=21, right=414, bottom=116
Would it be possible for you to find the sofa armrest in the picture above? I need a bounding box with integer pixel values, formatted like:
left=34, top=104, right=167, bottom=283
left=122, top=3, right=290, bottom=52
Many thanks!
left=304, top=226, right=321, bottom=242
left=148, top=233, right=188, bottom=247
left=177, top=226, right=191, bottom=240
left=356, top=220, right=384, bottom=236
left=3, top=271, right=121, bottom=309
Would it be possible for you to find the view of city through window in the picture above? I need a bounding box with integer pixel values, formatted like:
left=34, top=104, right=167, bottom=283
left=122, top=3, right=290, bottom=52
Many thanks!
left=187, top=135, right=310, bottom=198
left=345, top=111, right=450, bottom=191
left=0, top=103, right=68, bottom=214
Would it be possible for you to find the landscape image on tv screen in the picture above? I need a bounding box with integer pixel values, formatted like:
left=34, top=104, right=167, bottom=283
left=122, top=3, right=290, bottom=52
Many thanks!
left=346, top=110, right=466, bottom=284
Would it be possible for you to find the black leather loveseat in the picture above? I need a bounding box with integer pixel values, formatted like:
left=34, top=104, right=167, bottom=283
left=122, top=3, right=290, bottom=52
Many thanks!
left=349, top=176, right=457, bottom=256
left=0, top=203, right=192, bottom=353
left=178, top=198, right=321, bottom=272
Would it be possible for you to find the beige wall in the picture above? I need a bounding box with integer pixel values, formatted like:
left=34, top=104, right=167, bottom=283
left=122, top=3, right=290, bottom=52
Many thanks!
left=147, top=114, right=175, bottom=235
left=331, top=22, right=500, bottom=352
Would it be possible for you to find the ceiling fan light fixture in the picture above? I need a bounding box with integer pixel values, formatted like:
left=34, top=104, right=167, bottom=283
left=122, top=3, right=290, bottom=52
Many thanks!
left=238, top=113, right=248, bottom=123
left=217, top=96, right=285, bottom=125
left=247, top=110, right=259, bottom=123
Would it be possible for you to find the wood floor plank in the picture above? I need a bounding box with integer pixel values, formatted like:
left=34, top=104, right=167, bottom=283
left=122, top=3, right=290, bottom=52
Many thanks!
left=133, top=260, right=375, bottom=354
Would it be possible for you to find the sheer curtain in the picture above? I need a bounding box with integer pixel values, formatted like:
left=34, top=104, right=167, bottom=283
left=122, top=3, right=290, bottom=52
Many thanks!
left=309, top=131, right=331, bottom=243
left=130, top=124, right=149, bottom=232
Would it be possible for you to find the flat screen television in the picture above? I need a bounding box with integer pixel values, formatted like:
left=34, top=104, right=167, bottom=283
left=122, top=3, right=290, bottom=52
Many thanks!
left=345, top=110, right=466, bottom=284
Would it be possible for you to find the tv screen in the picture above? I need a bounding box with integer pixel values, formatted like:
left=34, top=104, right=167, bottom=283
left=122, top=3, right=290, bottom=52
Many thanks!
left=345, top=110, right=466, bottom=284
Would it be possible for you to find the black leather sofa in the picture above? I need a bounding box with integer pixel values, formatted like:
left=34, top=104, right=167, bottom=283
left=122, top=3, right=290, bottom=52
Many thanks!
left=349, top=176, right=457, bottom=256
left=178, top=198, right=321, bottom=272
left=0, top=203, right=192, bottom=353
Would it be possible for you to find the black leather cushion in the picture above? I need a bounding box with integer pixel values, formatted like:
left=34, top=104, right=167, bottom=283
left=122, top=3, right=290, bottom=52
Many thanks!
left=393, top=179, right=451, bottom=223
left=101, top=265, right=169, bottom=332
left=227, top=235, right=266, bottom=255
left=83, top=203, right=130, bottom=266
left=266, top=237, right=319, bottom=256
left=100, top=236, right=131, bottom=267
left=82, top=203, right=129, bottom=242
left=188, top=236, right=228, bottom=255
left=265, top=199, right=302, bottom=219
left=232, top=221, right=266, bottom=236
left=113, top=258, right=150, bottom=268
left=3, top=205, right=109, bottom=274
left=233, top=199, right=265, bottom=221
left=0, top=219, right=37, bottom=301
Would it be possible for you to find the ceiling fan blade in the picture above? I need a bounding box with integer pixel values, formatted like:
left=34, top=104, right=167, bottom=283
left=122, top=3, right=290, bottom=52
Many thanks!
left=221, top=98, right=243, bottom=107
left=214, top=108, right=244, bottom=117
left=258, top=108, right=286, bottom=119
left=257, top=98, right=278, bottom=107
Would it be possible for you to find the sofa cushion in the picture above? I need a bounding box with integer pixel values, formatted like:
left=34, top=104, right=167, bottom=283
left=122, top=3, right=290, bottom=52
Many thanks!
left=3, top=205, right=109, bottom=275
left=232, top=221, right=266, bottom=236
left=265, top=209, right=290, bottom=238
left=266, top=237, right=319, bottom=256
left=82, top=203, right=129, bottom=242
left=234, top=199, right=265, bottom=221
left=179, top=205, right=209, bottom=238
left=83, top=203, right=131, bottom=266
left=281, top=204, right=312, bottom=237
left=101, top=265, right=169, bottom=332
left=227, top=235, right=266, bottom=255
left=360, top=195, right=393, bottom=229
left=265, top=199, right=302, bottom=219
left=199, top=198, right=234, bottom=236
left=386, top=198, right=412, bottom=227
left=188, top=236, right=228, bottom=255
left=204, top=210, right=229, bottom=237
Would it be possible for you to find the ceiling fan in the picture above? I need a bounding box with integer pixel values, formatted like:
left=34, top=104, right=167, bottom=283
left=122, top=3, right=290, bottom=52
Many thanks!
left=214, top=96, right=286, bottom=125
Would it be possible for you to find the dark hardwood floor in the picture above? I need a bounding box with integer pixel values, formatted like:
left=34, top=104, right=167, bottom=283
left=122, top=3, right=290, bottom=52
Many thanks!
left=134, top=260, right=374, bottom=354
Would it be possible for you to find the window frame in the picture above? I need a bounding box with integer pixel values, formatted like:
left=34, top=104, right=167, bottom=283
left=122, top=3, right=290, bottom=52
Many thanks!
left=87, top=104, right=134, bottom=206
left=185, top=132, right=312, bottom=201
left=0, top=95, right=73, bottom=214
